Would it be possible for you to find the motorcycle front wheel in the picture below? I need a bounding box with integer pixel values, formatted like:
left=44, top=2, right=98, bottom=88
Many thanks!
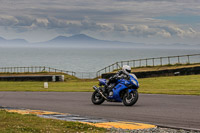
left=91, top=90, right=105, bottom=105
left=123, top=90, right=138, bottom=106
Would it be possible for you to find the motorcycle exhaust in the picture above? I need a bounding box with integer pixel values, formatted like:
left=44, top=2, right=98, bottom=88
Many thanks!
left=93, top=86, right=99, bottom=91
left=93, top=86, right=108, bottom=100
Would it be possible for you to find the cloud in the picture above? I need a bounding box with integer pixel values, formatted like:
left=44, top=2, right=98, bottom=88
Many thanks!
left=128, top=25, right=157, bottom=37
left=0, top=15, right=18, bottom=26
left=0, top=14, right=199, bottom=39
left=0, top=0, right=200, bottom=43
left=156, top=25, right=199, bottom=38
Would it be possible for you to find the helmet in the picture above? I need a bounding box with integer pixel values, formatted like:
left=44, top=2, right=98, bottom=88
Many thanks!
left=122, top=65, right=131, bottom=74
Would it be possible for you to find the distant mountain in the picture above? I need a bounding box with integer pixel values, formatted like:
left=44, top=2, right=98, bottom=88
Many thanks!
left=40, top=34, right=145, bottom=48
left=0, top=34, right=199, bottom=48
left=0, top=37, right=28, bottom=45
left=67, top=34, right=98, bottom=41
left=10, top=39, right=28, bottom=44
left=45, top=34, right=101, bottom=44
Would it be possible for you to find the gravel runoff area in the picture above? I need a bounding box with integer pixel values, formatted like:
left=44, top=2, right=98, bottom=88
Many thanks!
left=108, top=127, right=200, bottom=133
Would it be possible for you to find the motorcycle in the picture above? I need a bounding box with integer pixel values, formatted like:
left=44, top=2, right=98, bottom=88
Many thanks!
left=91, top=73, right=139, bottom=106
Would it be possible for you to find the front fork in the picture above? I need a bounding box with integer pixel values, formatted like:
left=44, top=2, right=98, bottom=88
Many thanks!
left=127, top=89, right=136, bottom=98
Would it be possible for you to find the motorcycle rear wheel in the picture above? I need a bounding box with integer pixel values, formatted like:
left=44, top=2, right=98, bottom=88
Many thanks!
left=91, top=90, right=105, bottom=105
left=123, top=90, right=138, bottom=106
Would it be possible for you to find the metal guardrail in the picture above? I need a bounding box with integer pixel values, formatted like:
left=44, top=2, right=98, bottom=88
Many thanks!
left=96, top=54, right=200, bottom=77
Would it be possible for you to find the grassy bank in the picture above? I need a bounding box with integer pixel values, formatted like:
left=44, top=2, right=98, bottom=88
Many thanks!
left=0, top=75, right=199, bottom=95
left=0, top=110, right=107, bottom=133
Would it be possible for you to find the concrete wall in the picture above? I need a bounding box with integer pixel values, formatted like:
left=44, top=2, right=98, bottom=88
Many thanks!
left=102, top=66, right=200, bottom=79
left=0, top=75, right=65, bottom=82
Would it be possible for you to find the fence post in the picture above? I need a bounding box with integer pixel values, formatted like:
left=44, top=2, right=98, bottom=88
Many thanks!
left=133, top=60, right=135, bottom=68
left=160, top=57, right=162, bottom=66
left=168, top=57, right=170, bottom=64
left=178, top=56, right=180, bottom=64
left=139, top=60, right=141, bottom=67
left=187, top=55, right=190, bottom=64
left=96, top=71, right=99, bottom=78
left=146, top=59, right=148, bottom=66
left=116, top=62, right=120, bottom=69
left=152, top=58, right=155, bottom=66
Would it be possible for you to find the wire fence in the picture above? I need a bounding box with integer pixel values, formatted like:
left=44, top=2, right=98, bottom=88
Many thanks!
left=96, top=54, right=200, bottom=77
left=0, top=66, right=76, bottom=76
left=0, top=66, right=96, bottom=79
left=75, top=72, right=97, bottom=79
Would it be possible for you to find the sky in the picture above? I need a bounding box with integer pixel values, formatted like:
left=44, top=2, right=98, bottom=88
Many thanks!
left=0, top=0, right=200, bottom=45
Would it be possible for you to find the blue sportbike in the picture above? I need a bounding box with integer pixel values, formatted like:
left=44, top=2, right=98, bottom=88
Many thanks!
left=91, top=74, right=139, bottom=106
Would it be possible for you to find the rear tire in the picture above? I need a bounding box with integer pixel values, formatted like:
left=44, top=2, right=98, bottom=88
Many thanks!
left=91, top=90, right=105, bottom=105
left=123, top=90, right=138, bottom=106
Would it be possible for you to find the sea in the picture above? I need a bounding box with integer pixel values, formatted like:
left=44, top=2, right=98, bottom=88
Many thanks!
left=0, top=46, right=199, bottom=74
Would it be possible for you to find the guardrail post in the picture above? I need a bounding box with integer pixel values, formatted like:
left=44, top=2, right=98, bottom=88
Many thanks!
left=152, top=58, right=155, bottom=66
left=187, top=55, right=190, bottom=63
left=116, top=62, right=119, bottom=69
left=146, top=59, right=148, bottom=66
left=168, top=57, right=170, bottom=64
left=178, top=56, right=180, bottom=64
left=160, top=57, right=162, bottom=66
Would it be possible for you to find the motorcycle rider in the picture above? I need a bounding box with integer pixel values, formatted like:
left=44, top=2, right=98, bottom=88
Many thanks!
left=107, top=65, right=138, bottom=97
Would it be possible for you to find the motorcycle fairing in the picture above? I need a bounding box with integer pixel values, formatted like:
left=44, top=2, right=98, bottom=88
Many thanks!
left=109, top=83, right=127, bottom=102
left=129, top=74, right=139, bottom=88
left=98, top=79, right=107, bottom=86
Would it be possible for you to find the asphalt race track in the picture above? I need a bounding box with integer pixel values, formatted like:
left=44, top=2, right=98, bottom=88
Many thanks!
left=0, top=92, right=199, bottom=130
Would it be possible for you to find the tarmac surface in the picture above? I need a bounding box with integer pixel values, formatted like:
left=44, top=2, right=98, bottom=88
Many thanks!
left=0, top=92, right=199, bottom=130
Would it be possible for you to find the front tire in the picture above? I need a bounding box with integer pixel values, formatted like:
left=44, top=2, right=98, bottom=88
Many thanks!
left=91, top=90, right=105, bottom=105
left=123, top=90, right=138, bottom=106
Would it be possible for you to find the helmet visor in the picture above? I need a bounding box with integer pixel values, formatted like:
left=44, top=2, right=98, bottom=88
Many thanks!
left=126, top=69, right=131, bottom=73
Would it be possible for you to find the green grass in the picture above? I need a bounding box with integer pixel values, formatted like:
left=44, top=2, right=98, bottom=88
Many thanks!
left=0, top=110, right=107, bottom=133
left=139, top=75, right=200, bottom=95
left=0, top=75, right=200, bottom=95
left=0, top=81, right=98, bottom=92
